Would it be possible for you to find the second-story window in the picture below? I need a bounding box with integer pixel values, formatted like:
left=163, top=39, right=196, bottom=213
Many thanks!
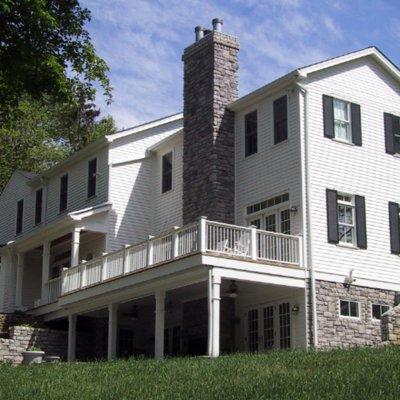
left=323, top=95, right=362, bottom=146
left=274, top=95, right=288, bottom=144
left=162, top=152, right=173, bottom=193
left=59, top=174, right=68, bottom=212
left=326, top=189, right=367, bottom=248
left=35, top=188, right=43, bottom=225
left=88, top=158, right=97, bottom=198
left=384, top=113, right=400, bottom=154
left=16, top=199, right=24, bottom=235
left=333, top=99, right=351, bottom=142
left=245, top=110, right=258, bottom=156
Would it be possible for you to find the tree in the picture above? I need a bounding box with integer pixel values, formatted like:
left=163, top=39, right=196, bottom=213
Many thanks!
left=0, top=96, right=116, bottom=191
left=0, top=0, right=112, bottom=121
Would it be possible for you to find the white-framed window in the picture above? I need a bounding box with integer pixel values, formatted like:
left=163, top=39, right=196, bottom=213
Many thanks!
left=337, top=193, right=356, bottom=245
left=339, top=299, right=360, bottom=318
left=248, top=208, right=290, bottom=235
left=371, top=304, right=390, bottom=320
left=333, top=98, right=352, bottom=142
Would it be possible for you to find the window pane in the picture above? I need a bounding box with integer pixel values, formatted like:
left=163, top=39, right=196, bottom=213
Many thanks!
left=162, top=152, right=173, bottom=193
left=280, top=210, right=291, bottom=234
left=350, top=301, right=359, bottom=317
left=250, top=219, right=261, bottom=229
left=340, top=300, right=349, bottom=316
left=274, top=96, right=288, bottom=144
left=265, top=215, right=276, bottom=232
left=372, top=304, right=381, bottom=319
left=338, top=205, right=346, bottom=223
left=334, top=99, right=348, bottom=121
left=245, top=111, right=258, bottom=156
left=382, top=305, right=390, bottom=315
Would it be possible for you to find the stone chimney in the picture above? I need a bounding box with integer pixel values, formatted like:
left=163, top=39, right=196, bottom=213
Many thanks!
left=182, top=19, right=239, bottom=224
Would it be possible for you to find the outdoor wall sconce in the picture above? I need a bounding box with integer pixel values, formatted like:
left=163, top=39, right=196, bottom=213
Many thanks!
left=290, top=206, right=298, bottom=214
left=225, top=280, right=239, bottom=298
left=291, top=304, right=300, bottom=313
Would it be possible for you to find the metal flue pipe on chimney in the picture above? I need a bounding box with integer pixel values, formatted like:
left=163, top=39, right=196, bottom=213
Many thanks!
left=195, top=26, right=204, bottom=42
left=212, top=18, right=223, bottom=32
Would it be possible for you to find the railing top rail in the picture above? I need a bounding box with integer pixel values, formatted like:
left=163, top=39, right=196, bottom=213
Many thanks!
left=256, top=229, right=300, bottom=240
left=47, top=276, right=61, bottom=283
left=206, top=220, right=253, bottom=231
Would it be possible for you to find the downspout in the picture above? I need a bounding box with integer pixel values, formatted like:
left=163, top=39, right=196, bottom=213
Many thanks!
left=296, top=81, right=318, bottom=348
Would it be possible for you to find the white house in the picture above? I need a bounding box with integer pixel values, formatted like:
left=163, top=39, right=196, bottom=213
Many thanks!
left=1, top=19, right=400, bottom=361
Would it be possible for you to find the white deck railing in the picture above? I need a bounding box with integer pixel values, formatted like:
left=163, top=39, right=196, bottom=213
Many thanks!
left=60, top=218, right=302, bottom=295
left=45, top=277, right=62, bottom=304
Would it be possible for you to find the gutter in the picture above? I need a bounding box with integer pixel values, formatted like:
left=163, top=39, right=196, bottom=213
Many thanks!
left=296, top=81, right=318, bottom=348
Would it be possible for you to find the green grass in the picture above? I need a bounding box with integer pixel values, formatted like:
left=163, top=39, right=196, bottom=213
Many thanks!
left=1, top=347, right=400, bottom=399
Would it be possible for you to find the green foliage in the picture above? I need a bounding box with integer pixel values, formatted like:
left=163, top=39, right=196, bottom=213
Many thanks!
left=0, top=0, right=112, bottom=120
left=26, top=346, right=42, bottom=352
left=1, top=347, right=400, bottom=399
left=0, top=96, right=116, bottom=191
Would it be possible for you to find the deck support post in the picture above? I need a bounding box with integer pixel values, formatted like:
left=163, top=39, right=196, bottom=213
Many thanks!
left=154, top=290, right=165, bottom=359
left=108, top=303, right=118, bottom=361
left=41, top=241, right=51, bottom=304
left=208, top=272, right=221, bottom=358
left=15, top=252, right=24, bottom=309
left=68, top=314, right=77, bottom=362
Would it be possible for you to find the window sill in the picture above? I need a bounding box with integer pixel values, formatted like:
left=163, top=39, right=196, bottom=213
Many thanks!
left=331, top=138, right=355, bottom=146
left=335, top=243, right=360, bottom=250
left=339, top=315, right=361, bottom=320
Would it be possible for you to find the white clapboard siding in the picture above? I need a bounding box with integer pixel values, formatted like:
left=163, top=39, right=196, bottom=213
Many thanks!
left=234, top=88, right=302, bottom=235
left=0, top=172, right=35, bottom=245
left=303, top=56, right=400, bottom=285
left=0, top=147, right=109, bottom=246
left=107, top=118, right=183, bottom=252
left=45, top=146, right=109, bottom=224
left=151, top=134, right=183, bottom=236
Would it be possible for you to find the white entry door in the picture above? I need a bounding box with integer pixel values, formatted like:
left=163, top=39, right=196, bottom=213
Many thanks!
left=245, top=301, right=291, bottom=351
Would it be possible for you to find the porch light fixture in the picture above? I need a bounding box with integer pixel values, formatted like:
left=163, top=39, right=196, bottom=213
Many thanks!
left=291, top=304, right=300, bottom=313
left=225, top=280, right=239, bottom=298
left=290, top=206, right=298, bottom=213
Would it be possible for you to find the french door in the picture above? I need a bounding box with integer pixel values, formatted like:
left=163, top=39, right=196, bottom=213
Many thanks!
left=246, top=301, right=291, bottom=351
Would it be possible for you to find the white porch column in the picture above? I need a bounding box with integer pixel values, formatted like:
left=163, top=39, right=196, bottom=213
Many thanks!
left=41, top=241, right=51, bottom=304
left=15, top=252, right=24, bottom=309
left=108, top=303, right=118, bottom=361
left=208, top=273, right=221, bottom=358
left=68, top=314, right=77, bottom=362
left=71, top=227, right=81, bottom=267
left=154, top=290, right=165, bottom=359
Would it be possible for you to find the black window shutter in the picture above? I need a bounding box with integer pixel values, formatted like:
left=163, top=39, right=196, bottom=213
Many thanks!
left=389, top=202, right=400, bottom=254
left=323, top=95, right=334, bottom=138
left=326, top=189, right=338, bottom=244
left=351, top=103, right=362, bottom=146
left=60, top=174, right=68, bottom=212
left=355, top=195, right=367, bottom=249
left=384, top=113, right=395, bottom=154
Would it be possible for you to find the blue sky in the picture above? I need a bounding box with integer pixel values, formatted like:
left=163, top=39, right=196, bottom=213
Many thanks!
left=82, top=0, right=400, bottom=129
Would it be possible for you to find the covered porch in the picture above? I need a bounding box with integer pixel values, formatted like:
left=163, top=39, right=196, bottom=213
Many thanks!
left=3, top=203, right=111, bottom=311
left=54, top=265, right=306, bottom=361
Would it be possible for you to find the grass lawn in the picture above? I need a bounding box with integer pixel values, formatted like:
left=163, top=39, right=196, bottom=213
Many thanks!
left=1, top=347, right=400, bottom=399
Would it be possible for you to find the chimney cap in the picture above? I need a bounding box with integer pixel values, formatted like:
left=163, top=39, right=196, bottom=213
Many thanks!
left=212, top=18, right=223, bottom=24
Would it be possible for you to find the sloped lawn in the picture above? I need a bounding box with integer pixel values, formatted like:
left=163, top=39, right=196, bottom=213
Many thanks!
left=1, top=347, right=400, bottom=399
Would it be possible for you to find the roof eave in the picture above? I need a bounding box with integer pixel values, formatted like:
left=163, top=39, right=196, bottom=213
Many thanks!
left=228, top=70, right=300, bottom=112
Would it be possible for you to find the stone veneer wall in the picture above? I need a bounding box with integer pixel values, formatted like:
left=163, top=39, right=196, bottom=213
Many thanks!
left=381, top=304, right=400, bottom=344
left=182, top=31, right=239, bottom=225
left=315, top=280, right=396, bottom=348
left=0, top=326, right=67, bottom=364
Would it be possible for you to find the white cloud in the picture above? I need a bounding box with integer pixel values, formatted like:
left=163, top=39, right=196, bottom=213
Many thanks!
left=82, top=0, right=346, bottom=129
